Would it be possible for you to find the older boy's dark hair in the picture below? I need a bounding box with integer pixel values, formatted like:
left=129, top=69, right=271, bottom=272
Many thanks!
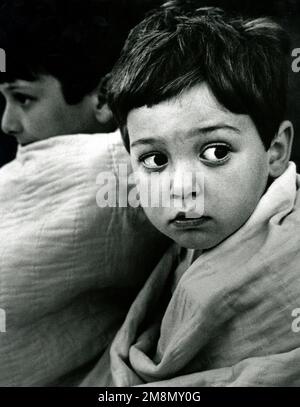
left=0, top=0, right=144, bottom=104
left=108, top=6, right=290, bottom=151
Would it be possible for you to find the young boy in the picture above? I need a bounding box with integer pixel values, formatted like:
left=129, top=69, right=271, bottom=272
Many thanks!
left=94, top=6, right=300, bottom=386
left=0, top=0, right=168, bottom=386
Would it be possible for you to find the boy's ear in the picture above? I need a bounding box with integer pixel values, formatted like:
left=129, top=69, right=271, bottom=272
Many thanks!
left=89, top=91, right=114, bottom=126
left=93, top=100, right=115, bottom=125
left=91, top=75, right=115, bottom=126
left=267, top=120, right=294, bottom=178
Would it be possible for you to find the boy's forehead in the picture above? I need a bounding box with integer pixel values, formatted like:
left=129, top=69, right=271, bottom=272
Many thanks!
left=127, top=84, right=248, bottom=141
left=129, top=85, right=227, bottom=123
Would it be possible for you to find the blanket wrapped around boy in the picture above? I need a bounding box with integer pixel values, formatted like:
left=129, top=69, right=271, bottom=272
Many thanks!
left=0, top=132, right=168, bottom=386
left=82, top=162, right=300, bottom=386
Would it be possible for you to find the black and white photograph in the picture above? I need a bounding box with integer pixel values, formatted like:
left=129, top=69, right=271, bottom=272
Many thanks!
left=0, top=0, right=300, bottom=400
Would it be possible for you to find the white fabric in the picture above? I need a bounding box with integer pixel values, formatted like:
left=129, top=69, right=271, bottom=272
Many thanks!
left=0, top=132, right=167, bottom=386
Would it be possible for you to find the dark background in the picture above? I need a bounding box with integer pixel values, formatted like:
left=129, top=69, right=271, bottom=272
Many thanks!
left=0, top=0, right=299, bottom=168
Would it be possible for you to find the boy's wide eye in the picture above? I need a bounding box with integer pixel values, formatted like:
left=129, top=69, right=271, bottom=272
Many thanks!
left=201, top=144, right=231, bottom=162
left=141, top=153, right=168, bottom=170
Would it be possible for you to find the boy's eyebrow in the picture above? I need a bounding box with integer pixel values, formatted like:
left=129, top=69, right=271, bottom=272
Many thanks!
left=5, top=85, right=35, bottom=92
left=130, top=137, right=161, bottom=148
left=191, top=124, right=241, bottom=136
left=2, top=81, right=39, bottom=92
left=130, top=124, right=241, bottom=148
left=187, top=123, right=241, bottom=138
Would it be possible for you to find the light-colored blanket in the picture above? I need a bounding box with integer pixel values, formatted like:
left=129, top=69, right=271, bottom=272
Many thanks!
left=0, top=132, right=168, bottom=386
left=87, top=161, right=300, bottom=387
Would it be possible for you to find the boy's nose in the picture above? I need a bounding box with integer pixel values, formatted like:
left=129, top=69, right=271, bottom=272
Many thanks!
left=170, top=163, right=204, bottom=200
left=1, top=105, right=22, bottom=136
left=169, top=162, right=204, bottom=213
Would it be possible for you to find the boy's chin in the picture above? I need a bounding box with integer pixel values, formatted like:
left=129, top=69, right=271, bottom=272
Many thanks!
left=171, top=233, right=220, bottom=250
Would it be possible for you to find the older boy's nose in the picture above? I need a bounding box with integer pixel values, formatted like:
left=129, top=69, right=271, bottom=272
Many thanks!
left=1, top=104, right=22, bottom=135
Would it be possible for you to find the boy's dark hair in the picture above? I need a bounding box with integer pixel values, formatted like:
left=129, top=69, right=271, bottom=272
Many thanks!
left=0, top=0, right=151, bottom=104
left=161, top=0, right=300, bottom=20
left=108, top=6, right=290, bottom=151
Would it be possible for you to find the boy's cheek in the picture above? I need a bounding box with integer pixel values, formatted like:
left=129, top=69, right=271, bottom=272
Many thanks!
left=142, top=206, right=168, bottom=235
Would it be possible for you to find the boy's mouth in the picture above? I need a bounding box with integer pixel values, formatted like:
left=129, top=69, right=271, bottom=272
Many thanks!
left=170, top=212, right=209, bottom=228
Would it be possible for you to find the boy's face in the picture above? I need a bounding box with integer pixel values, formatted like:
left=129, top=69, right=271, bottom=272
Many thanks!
left=127, top=83, right=270, bottom=250
left=0, top=75, right=101, bottom=145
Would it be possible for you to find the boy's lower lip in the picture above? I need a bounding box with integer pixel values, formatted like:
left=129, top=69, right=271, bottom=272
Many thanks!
left=170, top=216, right=210, bottom=229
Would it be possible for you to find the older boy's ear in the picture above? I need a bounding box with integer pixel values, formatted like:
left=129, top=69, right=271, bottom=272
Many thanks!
left=91, top=75, right=115, bottom=127
left=89, top=87, right=116, bottom=132
left=267, top=120, right=294, bottom=178
left=94, top=100, right=115, bottom=126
